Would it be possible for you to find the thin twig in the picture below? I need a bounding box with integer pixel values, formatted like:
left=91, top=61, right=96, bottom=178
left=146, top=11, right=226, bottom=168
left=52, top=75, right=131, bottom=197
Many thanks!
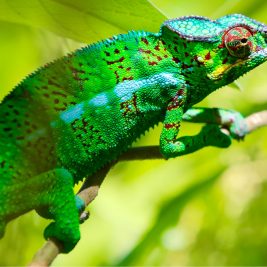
left=245, top=110, right=267, bottom=132
left=28, top=110, right=267, bottom=266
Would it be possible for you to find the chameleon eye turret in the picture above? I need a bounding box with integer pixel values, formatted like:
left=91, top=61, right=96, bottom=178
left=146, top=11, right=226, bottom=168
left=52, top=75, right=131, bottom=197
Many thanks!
left=224, top=26, right=254, bottom=58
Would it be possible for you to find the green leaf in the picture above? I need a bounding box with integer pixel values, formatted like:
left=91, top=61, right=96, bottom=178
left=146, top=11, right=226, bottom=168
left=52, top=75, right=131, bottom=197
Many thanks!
left=0, top=0, right=166, bottom=42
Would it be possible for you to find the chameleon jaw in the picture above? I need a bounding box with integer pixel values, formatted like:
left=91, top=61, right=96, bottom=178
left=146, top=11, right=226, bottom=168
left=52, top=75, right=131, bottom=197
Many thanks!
left=208, top=48, right=267, bottom=81
left=207, top=59, right=244, bottom=80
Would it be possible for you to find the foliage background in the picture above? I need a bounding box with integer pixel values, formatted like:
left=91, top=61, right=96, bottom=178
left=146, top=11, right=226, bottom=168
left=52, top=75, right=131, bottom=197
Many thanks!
left=0, top=0, right=267, bottom=265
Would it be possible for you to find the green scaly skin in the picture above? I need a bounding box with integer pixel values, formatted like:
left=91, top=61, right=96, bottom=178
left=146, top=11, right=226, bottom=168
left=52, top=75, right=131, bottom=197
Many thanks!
left=0, top=14, right=267, bottom=253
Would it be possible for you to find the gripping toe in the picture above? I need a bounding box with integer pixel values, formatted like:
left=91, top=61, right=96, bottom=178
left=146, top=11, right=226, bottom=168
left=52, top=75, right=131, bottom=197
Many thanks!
left=44, top=221, right=80, bottom=253
left=201, top=124, right=232, bottom=148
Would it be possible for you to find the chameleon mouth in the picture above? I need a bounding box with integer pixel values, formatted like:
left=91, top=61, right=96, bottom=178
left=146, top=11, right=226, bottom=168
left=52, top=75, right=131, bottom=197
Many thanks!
left=208, top=48, right=267, bottom=80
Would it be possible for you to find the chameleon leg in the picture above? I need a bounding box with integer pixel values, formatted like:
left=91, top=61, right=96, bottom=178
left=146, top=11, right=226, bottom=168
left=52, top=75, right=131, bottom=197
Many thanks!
left=37, top=168, right=81, bottom=253
left=160, top=123, right=231, bottom=158
left=0, top=167, right=80, bottom=252
left=182, top=107, right=249, bottom=139
left=160, top=98, right=231, bottom=158
left=36, top=195, right=85, bottom=220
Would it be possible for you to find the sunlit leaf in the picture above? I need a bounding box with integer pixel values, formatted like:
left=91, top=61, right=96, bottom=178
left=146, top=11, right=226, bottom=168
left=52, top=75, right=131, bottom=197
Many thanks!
left=0, top=0, right=166, bottom=43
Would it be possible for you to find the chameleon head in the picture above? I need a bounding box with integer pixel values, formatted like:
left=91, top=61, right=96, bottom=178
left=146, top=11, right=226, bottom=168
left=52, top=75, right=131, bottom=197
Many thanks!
left=161, top=14, right=267, bottom=89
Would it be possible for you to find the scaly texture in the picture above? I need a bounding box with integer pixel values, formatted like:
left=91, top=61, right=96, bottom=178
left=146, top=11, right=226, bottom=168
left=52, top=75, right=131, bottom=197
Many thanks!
left=0, top=14, right=267, bottom=252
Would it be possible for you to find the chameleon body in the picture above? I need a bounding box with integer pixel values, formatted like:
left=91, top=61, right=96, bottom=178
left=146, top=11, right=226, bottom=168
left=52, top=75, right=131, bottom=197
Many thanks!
left=0, top=14, right=267, bottom=252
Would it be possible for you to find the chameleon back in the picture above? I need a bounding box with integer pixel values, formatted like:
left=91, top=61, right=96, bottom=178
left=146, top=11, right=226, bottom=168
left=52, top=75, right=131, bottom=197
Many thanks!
left=0, top=30, right=170, bottom=184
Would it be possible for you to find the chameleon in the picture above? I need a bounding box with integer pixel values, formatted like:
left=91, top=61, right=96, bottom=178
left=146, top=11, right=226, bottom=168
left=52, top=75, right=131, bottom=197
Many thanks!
left=0, top=14, right=267, bottom=253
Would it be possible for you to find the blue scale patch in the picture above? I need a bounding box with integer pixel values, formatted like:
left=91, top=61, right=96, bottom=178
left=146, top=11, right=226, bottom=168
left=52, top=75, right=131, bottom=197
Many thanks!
left=60, top=103, right=84, bottom=123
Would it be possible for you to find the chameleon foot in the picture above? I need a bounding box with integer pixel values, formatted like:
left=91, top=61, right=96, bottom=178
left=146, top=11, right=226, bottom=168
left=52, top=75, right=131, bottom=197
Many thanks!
left=44, top=221, right=80, bottom=253
left=80, top=211, right=90, bottom=224
left=224, top=111, right=248, bottom=140
left=200, top=124, right=232, bottom=148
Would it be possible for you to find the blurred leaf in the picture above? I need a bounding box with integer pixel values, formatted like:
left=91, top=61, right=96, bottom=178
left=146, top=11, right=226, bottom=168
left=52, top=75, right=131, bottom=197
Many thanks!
left=0, top=22, right=42, bottom=100
left=0, top=0, right=166, bottom=43
left=152, top=0, right=226, bottom=18
left=211, top=0, right=267, bottom=18
left=115, top=168, right=225, bottom=265
left=231, top=182, right=267, bottom=265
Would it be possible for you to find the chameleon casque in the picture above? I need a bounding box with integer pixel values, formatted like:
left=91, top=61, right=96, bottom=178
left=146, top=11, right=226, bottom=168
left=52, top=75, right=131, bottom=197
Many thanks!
left=0, top=14, right=267, bottom=253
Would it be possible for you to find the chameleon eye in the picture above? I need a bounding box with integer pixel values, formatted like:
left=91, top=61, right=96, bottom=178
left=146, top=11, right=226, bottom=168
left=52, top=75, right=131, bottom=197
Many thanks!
left=224, top=27, right=253, bottom=58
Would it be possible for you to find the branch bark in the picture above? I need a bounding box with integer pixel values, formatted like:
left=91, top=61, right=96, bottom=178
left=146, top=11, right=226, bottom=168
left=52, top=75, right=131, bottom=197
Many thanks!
left=28, top=110, right=267, bottom=266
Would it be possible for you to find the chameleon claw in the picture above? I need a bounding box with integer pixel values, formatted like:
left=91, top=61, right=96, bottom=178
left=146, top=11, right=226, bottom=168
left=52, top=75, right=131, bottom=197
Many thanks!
left=79, top=211, right=90, bottom=224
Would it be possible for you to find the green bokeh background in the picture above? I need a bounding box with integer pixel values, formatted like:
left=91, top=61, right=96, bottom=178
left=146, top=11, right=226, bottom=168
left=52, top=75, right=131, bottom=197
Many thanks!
left=0, top=0, right=267, bottom=265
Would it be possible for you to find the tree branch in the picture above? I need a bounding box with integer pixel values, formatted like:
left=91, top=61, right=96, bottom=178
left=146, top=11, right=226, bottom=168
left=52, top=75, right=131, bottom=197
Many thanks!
left=28, top=110, right=267, bottom=266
